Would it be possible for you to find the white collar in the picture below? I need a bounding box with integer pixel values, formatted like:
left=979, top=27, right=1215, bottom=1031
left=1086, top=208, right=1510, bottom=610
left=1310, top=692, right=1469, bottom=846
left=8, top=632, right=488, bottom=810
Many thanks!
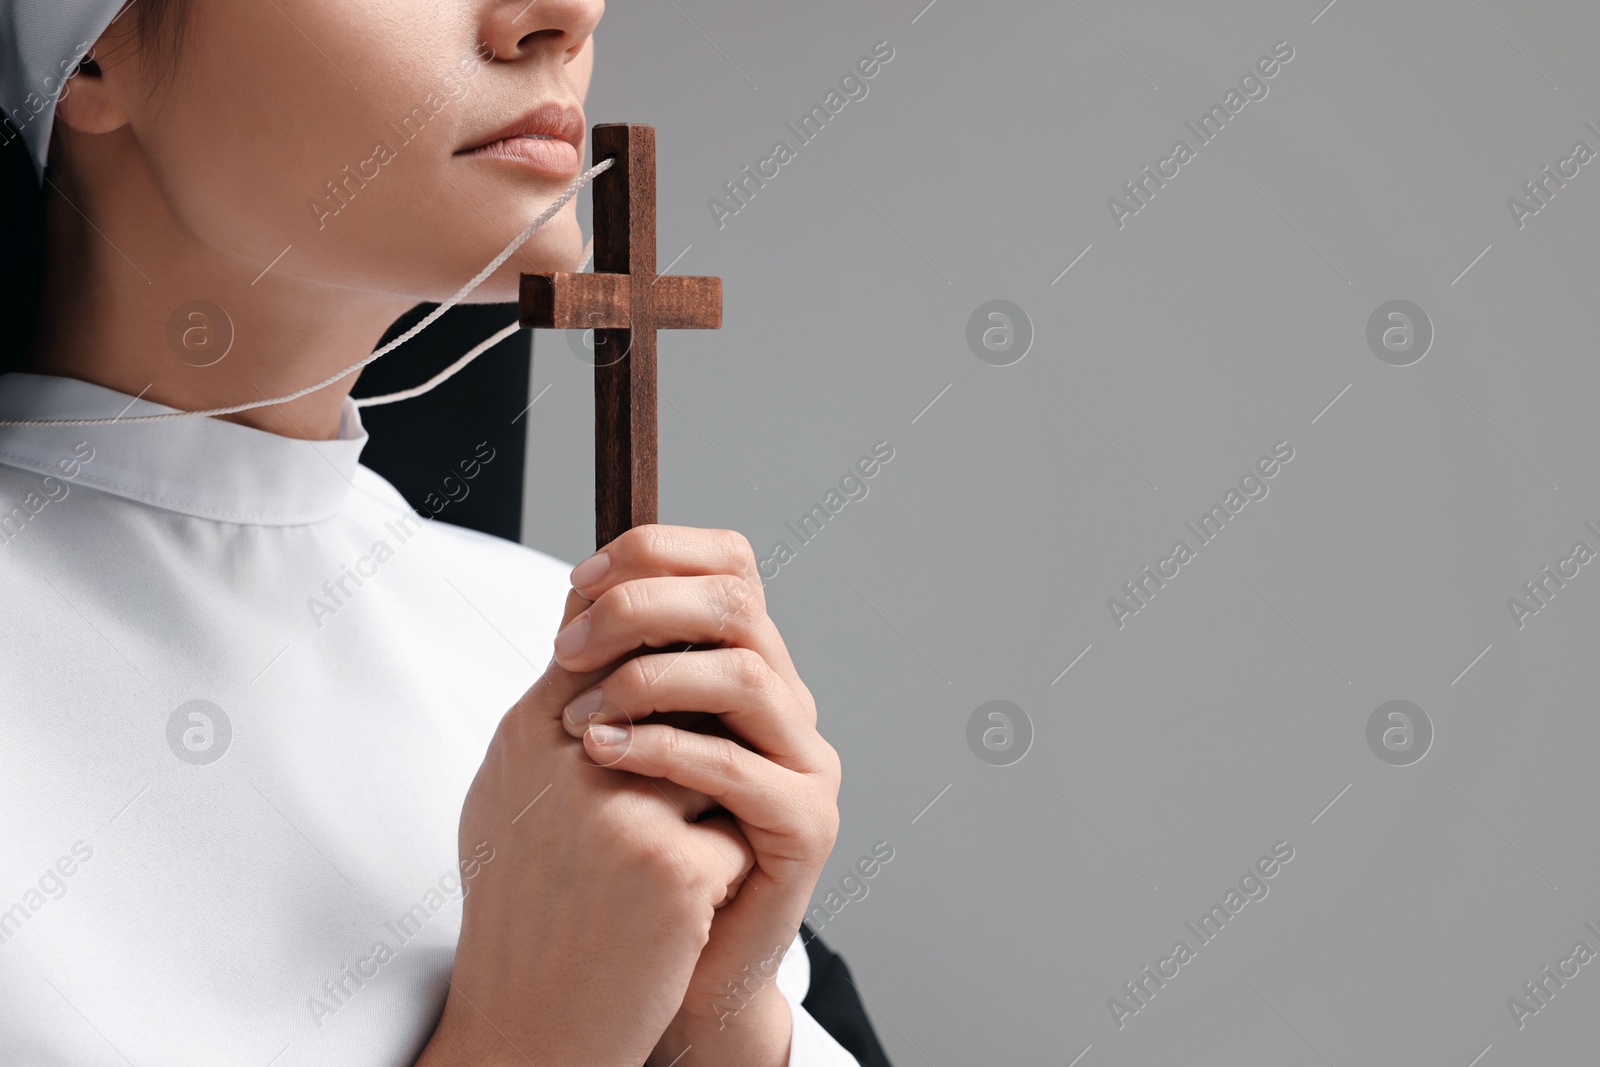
left=0, top=373, right=370, bottom=526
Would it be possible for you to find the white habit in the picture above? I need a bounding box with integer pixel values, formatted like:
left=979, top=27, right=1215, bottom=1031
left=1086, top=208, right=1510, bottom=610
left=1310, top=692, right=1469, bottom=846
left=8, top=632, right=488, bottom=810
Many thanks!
left=0, top=371, right=859, bottom=1067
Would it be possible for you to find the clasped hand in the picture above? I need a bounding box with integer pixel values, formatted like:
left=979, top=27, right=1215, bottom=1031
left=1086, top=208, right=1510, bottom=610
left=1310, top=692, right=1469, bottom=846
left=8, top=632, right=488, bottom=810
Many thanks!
left=422, top=526, right=841, bottom=1067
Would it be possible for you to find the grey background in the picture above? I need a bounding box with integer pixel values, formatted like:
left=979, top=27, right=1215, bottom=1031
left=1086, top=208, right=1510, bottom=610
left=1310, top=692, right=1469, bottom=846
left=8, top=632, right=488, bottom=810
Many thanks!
left=522, top=2, right=1600, bottom=1063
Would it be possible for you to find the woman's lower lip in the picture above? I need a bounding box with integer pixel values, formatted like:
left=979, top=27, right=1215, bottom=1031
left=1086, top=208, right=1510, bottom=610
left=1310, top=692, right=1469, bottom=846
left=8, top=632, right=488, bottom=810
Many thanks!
left=461, top=137, right=581, bottom=176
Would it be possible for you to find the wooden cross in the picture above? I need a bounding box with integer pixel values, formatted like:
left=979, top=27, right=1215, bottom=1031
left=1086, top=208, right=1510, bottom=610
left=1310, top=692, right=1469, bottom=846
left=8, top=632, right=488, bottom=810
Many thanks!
left=519, top=124, right=723, bottom=549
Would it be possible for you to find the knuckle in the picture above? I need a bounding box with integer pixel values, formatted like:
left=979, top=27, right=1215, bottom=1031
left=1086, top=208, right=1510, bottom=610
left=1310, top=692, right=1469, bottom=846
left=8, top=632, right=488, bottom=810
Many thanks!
left=708, top=737, right=742, bottom=782
left=639, top=840, right=697, bottom=896
left=814, top=738, right=843, bottom=783
left=720, top=528, right=758, bottom=576
left=634, top=830, right=681, bottom=874
left=631, top=524, right=671, bottom=570
left=796, top=803, right=840, bottom=857
left=491, top=704, right=526, bottom=749
left=712, top=574, right=759, bottom=629
left=612, top=655, right=653, bottom=708
left=491, top=698, right=546, bottom=757
left=819, top=799, right=842, bottom=843
left=595, top=794, right=690, bottom=877
left=652, top=720, right=681, bottom=759
left=728, top=646, right=770, bottom=693
left=667, top=723, right=734, bottom=786
left=643, top=723, right=686, bottom=775
left=591, top=789, right=643, bottom=839
left=636, top=833, right=704, bottom=898
left=605, top=579, right=647, bottom=629
left=667, top=724, right=723, bottom=779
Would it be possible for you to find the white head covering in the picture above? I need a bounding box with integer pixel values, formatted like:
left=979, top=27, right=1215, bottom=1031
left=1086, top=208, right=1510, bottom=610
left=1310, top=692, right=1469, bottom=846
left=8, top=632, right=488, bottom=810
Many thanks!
left=1, top=0, right=129, bottom=182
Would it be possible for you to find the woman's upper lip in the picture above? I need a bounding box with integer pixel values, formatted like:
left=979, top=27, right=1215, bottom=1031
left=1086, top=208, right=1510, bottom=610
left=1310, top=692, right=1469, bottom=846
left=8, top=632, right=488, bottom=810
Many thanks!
left=460, top=102, right=585, bottom=153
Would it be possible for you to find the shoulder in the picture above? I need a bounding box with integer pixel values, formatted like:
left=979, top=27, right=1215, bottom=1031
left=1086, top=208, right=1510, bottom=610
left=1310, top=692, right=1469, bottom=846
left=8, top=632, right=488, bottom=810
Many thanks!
left=349, top=463, right=575, bottom=596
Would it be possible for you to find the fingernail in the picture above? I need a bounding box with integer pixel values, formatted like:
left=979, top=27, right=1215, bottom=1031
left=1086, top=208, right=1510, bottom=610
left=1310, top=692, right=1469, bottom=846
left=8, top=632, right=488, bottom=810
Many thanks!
left=587, top=722, right=628, bottom=746
left=554, top=613, right=590, bottom=660
left=570, top=551, right=611, bottom=590
left=564, top=685, right=605, bottom=726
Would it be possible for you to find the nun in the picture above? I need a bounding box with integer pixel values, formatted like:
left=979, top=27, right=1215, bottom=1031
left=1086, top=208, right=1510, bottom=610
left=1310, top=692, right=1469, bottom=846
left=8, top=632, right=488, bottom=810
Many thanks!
left=0, top=1, right=888, bottom=1064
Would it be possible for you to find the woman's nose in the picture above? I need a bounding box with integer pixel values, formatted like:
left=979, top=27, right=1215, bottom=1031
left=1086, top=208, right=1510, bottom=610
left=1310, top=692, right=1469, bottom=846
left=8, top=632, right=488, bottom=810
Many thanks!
left=479, top=0, right=604, bottom=64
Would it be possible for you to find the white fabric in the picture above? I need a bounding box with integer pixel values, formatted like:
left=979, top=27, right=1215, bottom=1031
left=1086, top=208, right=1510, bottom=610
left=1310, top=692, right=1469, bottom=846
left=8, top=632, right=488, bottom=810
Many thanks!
left=0, top=371, right=859, bottom=1066
left=0, top=0, right=127, bottom=181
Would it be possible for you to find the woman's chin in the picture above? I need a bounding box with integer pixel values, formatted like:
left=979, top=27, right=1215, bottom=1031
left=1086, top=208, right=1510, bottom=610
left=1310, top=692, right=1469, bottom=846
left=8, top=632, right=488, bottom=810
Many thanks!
left=399, top=215, right=585, bottom=306
left=512, top=207, right=587, bottom=268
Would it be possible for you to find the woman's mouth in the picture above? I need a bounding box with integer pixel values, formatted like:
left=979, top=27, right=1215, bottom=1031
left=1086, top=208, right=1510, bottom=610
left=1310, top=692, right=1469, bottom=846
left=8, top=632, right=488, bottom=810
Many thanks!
left=461, top=132, right=581, bottom=175
left=458, top=104, right=585, bottom=178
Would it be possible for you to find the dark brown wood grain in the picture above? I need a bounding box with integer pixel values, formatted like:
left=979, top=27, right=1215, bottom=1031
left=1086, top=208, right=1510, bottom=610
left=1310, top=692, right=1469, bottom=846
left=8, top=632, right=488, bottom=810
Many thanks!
left=518, top=273, right=722, bottom=332
left=519, top=272, right=631, bottom=330
left=519, top=124, right=724, bottom=550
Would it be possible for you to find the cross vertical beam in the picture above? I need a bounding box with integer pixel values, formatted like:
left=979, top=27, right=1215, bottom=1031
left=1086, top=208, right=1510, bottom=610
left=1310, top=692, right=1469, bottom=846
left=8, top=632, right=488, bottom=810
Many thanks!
left=593, top=124, right=657, bottom=549
left=519, top=123, right=723, bottom=551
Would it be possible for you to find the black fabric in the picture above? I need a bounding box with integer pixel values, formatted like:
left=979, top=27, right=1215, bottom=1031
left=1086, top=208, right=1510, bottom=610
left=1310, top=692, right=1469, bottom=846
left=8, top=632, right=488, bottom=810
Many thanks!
left=352, top=303, right=531, bottom=543
left=800, top=923, right=893, bottom=1066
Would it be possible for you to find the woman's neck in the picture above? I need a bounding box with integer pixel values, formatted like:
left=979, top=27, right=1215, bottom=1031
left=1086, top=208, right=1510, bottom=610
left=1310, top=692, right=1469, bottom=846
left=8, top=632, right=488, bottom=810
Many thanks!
left=30, top=157, right=414, bottom=441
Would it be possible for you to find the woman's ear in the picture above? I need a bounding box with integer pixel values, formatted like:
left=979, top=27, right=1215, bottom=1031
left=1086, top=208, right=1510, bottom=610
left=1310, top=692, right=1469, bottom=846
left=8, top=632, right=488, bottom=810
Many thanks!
left=53, top=52, right=131, bottom=136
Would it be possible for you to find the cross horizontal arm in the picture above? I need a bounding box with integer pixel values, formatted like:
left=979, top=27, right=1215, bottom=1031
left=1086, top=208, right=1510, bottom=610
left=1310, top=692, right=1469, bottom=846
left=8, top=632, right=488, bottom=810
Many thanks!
left=651, top=276, right=723, bottom=330
left=520, top=272, right=723, bottom=331
left=520, top=272, right=629, bottom=330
